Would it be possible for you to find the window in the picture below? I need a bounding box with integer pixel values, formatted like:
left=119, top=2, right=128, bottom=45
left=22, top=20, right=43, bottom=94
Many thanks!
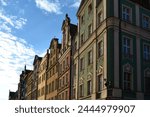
left=124, top=72, right=131, bottom=90
left=38, top=89, right=40, bottom=97
left=55, top=79, right=57, bottom=90
left=74, top=64, right=76, bottom=76
left=80, top=57, right=84, bottom=71
left=87, top=80, right=92, bottom=95
left=73, top=88, right=76, bottom=99
left=52, top=81, right=54, bottom=92
left=42, top=87, right=45, bottom=96
left=98, top=41, right=104, bottom=57
left=122, top=5, right=132, bottom=22
left=142, top=15, right=149, bottom=29
left=88, top=24, right=92, bottom=37
left=144, top=69, right=150, bottom=93
left=59, top=64, right=62, bottom=75
left=88, top=3, right=92, bottom=14
left=88, top=50, right=93, bottom=64
left=66, top=57, right=69, bottom=67
left=144, top=45, right=150, bottom=61
left=65, top=91, right=68, bottom=100
left=49, top=83, right=51, bottom=93
left=66, top=73, right=68, bottom=84
left=62, top=92, right=64, bottom=100
left=80, top=33, right=84, bottom=45
left=62, top=77, right=65, bottom=86
left=75, top=41, right=77, bottom=51
left=46, top=85, right=49, bottom=94
left=81, top=14, right=85, bottom=24
left=79, top=84, right=84, bottom=97
left=63, top=61, right=65, bottom=71
left=59, top=79, right=61, bottom=88
left=97, top=75, right=103, bottom=92
left=98, top=11, right=103, bottom=25
left=123, top=37, right=131, bottom=55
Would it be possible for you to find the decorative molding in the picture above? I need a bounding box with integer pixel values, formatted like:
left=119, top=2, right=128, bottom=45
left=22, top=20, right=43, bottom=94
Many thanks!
left=97, top=66, right=103, bottom=74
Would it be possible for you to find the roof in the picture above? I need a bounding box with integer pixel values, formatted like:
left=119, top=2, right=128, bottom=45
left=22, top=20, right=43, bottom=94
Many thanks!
left=77, top=0, right=85, bottom=15
left=33, top=55, right=42, bottom=65
left=49, top=38, right=59, bottom=49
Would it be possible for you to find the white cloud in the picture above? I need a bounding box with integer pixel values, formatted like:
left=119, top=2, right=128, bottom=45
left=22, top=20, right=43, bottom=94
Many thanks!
left=0, top=11, right=27, bottom=32
left=0, top=0, right=8, bottom=6
left=71, top=0, right=81, bottom=8
left=0, top=9, right=36, bottom=100
left=35, top=0, right=62, bottom=14
left=0, top=31, right=37, bottom=99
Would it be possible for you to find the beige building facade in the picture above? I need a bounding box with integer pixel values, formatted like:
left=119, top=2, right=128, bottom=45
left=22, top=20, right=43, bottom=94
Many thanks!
left=37, top=54, right=48, bottom=100
left=46, top=38, right=61, bottom=100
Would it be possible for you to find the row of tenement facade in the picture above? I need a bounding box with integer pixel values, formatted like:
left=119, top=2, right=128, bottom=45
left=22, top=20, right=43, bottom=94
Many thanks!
left=9, top=0, right=150, bottom=100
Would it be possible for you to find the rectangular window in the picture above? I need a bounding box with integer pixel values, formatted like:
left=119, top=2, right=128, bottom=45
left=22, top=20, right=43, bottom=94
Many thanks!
left=98, top=11, right=103, bottom=25
left=66, top=73, right=68, bottom=84
left=123, top=37, right=131, bottom=55
left=55, top=79, right=57, bottom=90
left=142, top=15, right=149, bottom=29
left=98, top=41, right=104, bottom=57
left=62, top=76, right=65, bottom=86
left=60, top=64, right=62, bottom=75
left=59, top=79, right=61, bottom=88
left=46, top=84, right=49, bottom=94
left=49, top=83, right=51, bottom=93
left=52, top=81, right=54, bottom=92
left=87, top=80, right=92, bottom=95
left=80, top=33, right=84, bottom=45
left=74, top=64, right=76, bottom=76
left=80, top=57, right=84, bottom=71
left=144, top=45, right=150, bottom=61
left=65, top=91, right=68, bottom=100
left=88, top=24, right=92, bottom=37
left=66, top=57, right=69, bottom=68
left=122, top=5, right=131, bottom=22
left=81, top=14, right=84, bottom=24
left=145, top=77, right=150, bottom=93
left=79, top=84, right=84, bottom=97
left=62, top=92, right=64, bottom=100
left=88, top=3, right=92, bottom=14
left=73, top=88, right=76, bottom=99
left=124, top=72, right=131, bottom=90
left=63, top=61, right=65, bottom=71
left=75, top=41, right=77, bottom=51
left=97, top=75, right=103, bottom=92
left=88, top=50, right=93, bottom=64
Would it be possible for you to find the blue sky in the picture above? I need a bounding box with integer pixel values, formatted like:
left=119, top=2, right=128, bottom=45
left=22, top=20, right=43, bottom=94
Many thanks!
left=0, top=0, right=81, bottom=100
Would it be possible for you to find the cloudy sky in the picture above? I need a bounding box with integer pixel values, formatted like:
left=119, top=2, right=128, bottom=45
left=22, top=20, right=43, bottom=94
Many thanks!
left=0, top=0, right=81, bottom=100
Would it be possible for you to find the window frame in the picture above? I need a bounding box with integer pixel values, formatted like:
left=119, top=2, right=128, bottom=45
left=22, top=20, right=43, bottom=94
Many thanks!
left=143, top=44, right=150, bottom=61
left=122, top=5, right=132, bottom=22
left=142, top=14, right=150, bottom=29
left=88, top=50, right=93, bottom=65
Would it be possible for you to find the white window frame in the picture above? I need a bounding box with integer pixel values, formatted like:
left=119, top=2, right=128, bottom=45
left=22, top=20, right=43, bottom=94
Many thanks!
left=142, top=14, right=150, bottom=29
left=123, top=64, right=133, bottom=91
left=122, top=5, right=132, bottom=22
left=144, top=44, right=150, bottom=61
left=123, top=36, right=131, bottom=55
